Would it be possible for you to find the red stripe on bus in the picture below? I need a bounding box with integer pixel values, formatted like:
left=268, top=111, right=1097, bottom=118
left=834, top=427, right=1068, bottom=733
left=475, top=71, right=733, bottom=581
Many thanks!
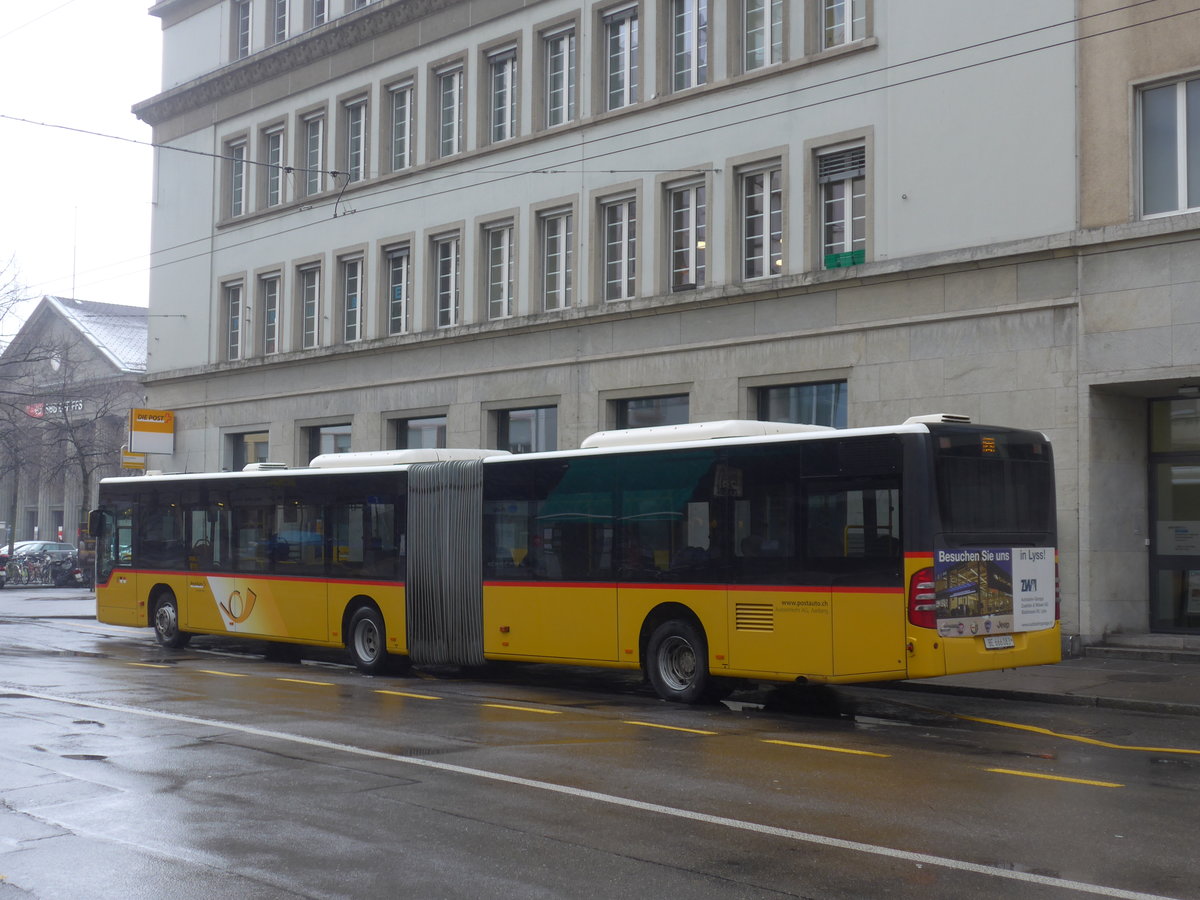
left=484, top=580, right=902, bottom=594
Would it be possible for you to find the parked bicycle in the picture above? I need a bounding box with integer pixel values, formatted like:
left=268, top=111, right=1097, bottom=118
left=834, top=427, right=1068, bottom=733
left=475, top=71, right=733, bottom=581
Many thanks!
left=3, top=551, right=84, bottom=587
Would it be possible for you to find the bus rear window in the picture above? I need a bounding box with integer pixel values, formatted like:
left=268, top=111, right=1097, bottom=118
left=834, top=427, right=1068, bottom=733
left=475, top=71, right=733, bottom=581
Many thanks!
left=933, top=433, right=1055, bottom=535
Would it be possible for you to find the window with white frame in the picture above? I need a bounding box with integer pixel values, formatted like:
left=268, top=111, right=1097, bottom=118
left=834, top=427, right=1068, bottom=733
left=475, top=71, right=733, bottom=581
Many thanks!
left=386, top=245, right=410, bottom=335
left=437, top=66, right=465, bottom=158
left=668, top=182, right=706, bottom=290
left=541, top=208, right=574, bottom=310
left=671, top=0, right=707, bottom=92
left=818, top=144, right=866, bottom=268
left=433, top=234, right=461, bottom=327
left=260, top=275, right=280, bottom=355
left=264, top=127, right=284, bottom=207
left=225, top=283, right=244, bottom=361
left=234, top=0, right=251, bottom=59
left=389, top=82, right=414, bottom=171
left=227, top=140, right=247, bottom=217
left=271, top=0, right=288, bottom=44
left=822, top=0, right=865, bottom=50
left=544, top=27, right=576, bottom=128
left=489, top=48, right=518, bottom=143
left=311, top=0, right=326, bottom=27
left=303, top=114, right=324, bottom=196
left=1141, top=76, right=1200, bottom=217
left=344, top=99, right=367, bottom=183
left=744, top=0, right=783, bottom=70
left=341, top=257, right=363, bottom=342
left=299, top=266, right=321, bottom=348
left=602, top=196, right=637, bottom=301
left=485, top=223, right=515, bottom=320
left=741, top=164, right=782, bottom=279
left=604, top=6, right=639, bottom=111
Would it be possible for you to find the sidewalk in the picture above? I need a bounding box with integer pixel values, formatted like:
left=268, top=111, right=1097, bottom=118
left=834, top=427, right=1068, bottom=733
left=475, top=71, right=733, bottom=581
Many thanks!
left=2, top=587, right=1198, bottom=715
left=0, top=587, right=96, bottom=619
left=882, top=651, right=1200, bottom=717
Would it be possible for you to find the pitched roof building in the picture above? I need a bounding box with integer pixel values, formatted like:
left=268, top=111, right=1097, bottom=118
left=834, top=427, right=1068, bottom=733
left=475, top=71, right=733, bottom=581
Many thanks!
left=0, top=296, right=147, bottom=547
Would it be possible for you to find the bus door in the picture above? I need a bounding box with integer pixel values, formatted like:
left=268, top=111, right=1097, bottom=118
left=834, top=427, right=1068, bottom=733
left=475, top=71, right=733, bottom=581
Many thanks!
left=92, top=501, right=139, bottom=626
left=808, top=478, right=906, bottom=678
left=207, top=491, right=329, bottom=642
left=180, top=498, right=230, bottom=634
left=728, top=450, right=833, bottom=677
left=483, top=458, right=618, bottom=663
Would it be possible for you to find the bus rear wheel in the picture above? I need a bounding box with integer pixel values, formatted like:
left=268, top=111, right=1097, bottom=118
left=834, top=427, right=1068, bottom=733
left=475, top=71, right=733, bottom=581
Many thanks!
left=347, top=606, right=388, bottom=674
left=153, top=592, right=192, bottom=649
left=646, top=618, right=714, bottom=704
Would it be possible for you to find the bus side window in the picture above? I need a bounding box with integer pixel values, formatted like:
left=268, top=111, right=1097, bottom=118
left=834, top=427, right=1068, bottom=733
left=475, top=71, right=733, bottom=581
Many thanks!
left=186, top=501, right=230, bottom=571
left=139, top=494, right=185, bottom=570
left=617, top=451, right=718, bottom=582
left=805, top=481, right=901, bottom=572
left=730, top=451, right=802, bottom=586
left=234, top=505, right=273, bottom=573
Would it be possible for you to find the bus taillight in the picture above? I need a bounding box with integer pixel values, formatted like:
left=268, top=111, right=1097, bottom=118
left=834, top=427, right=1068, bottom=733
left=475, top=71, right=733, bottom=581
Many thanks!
left=908, top=566, right=937, bottom=629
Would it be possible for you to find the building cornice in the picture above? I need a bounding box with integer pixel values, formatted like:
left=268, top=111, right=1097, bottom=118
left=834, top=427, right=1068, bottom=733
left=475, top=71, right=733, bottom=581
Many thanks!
left=134, top=0, right=454, bottom=127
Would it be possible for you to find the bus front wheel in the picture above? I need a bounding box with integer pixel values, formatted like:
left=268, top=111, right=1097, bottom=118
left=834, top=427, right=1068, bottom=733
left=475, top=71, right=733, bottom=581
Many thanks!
left=347, top=606, right=388, bottom=674
left=153, top=592, right=192, bottom=649
left=646, top=618, right=713, bottom=704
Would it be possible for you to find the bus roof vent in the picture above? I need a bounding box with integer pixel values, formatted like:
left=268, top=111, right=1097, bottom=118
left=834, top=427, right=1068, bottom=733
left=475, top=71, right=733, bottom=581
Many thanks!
left=243, top=462, right=289, bottom=471
left=903, top=413, right=973, bottom=425
left=580, top=419, right=834, bottom=449
left=309, top=448, right=511, bottom=468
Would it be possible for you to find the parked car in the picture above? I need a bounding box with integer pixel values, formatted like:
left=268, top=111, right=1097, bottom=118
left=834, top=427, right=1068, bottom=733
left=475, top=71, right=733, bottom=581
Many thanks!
left=1, top=541, right=77, bottom=564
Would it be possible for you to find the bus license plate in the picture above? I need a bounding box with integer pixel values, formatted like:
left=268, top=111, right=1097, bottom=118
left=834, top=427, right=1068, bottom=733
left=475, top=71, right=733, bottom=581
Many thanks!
left=984, top=634, right=1015, bottom=650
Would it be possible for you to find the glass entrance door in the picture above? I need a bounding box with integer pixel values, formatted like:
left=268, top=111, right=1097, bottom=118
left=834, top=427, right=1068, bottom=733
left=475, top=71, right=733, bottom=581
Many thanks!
left=1150, top=398, right=1200, bottom=632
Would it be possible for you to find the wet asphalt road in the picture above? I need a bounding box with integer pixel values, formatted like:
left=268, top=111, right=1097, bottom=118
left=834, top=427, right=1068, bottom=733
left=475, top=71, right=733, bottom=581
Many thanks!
left=1, top=599, right=1199, bottom=899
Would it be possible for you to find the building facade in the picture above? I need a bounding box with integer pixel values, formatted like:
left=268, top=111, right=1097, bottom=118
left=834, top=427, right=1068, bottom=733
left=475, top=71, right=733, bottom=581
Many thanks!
left=134, top=0, right=1200, bottom=646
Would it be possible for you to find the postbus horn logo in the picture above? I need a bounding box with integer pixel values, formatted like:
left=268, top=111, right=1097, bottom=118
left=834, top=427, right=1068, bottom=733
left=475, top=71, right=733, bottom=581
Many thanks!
left=220, top=588, right=257, bottom=624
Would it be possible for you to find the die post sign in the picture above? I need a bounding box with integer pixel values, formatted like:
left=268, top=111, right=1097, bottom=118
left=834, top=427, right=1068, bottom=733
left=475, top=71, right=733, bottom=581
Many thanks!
left=128, top=408, right=175, bottom=455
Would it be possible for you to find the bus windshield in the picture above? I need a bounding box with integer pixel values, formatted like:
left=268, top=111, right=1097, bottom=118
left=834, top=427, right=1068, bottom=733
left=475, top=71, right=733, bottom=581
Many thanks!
left=932, top=430, right=1055, bottom=536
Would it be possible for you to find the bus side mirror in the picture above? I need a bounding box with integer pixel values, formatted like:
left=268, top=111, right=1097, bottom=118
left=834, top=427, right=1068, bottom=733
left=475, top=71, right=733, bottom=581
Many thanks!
left=88, top=509, right=104, bottom=539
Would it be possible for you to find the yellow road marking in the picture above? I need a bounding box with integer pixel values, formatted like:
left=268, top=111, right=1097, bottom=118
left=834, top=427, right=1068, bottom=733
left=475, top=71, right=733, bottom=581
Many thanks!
left=986, top=767, right=1123, bottom=788
left=277, top=678, right=335, bottom=687
left=375, top=690, right=442, bottom=700
left=955, top=713, right=1200, bottom=756
left=128, top=662, right=171, bottom=669
left=624, top=720, right=718, bottom=735
left=484, top=703, right=562, bottom=715
left=763, top=739, right=890, bottom=758
left=198, top=669, right=247, bottom=678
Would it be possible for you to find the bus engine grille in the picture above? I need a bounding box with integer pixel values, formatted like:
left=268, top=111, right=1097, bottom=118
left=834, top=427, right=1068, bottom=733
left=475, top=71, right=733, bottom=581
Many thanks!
left=735, top=603, right=774, bottom=632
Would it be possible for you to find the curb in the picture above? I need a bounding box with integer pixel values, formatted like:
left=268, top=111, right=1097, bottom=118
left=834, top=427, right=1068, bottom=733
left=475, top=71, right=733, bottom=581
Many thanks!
left=871, top=679, right=1200, bottom=718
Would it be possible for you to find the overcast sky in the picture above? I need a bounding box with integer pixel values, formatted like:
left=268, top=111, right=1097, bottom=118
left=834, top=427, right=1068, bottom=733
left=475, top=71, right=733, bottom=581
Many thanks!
left=0, top=1, right=161, bottom=326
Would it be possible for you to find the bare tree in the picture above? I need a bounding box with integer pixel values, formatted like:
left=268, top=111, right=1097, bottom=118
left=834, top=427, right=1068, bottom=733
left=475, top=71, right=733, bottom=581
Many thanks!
left=0, top=405, right=43, bottom=556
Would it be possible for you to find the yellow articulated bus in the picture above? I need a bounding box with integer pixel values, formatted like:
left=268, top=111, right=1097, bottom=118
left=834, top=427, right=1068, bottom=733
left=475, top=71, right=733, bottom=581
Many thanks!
left=90, top=415, right=1060, bottom=703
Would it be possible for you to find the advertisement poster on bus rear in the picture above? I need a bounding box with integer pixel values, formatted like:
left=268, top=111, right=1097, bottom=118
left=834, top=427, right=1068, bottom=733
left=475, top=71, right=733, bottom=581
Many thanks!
left=933, top=547, right=1055, bottom=638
